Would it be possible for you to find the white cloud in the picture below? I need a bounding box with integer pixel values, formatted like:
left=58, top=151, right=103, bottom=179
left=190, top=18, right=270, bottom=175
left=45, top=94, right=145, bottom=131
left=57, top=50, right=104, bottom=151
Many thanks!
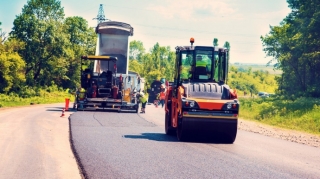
left=253, top=8, right=291, bottom=21
left=148, top=0, right=239, bottom=21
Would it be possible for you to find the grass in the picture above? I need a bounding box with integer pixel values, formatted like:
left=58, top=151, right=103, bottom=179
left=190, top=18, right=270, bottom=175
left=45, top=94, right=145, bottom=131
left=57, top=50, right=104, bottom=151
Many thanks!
left=239, top=97, right=320, bottom=135
left=0, top=90, right=74, bottom=108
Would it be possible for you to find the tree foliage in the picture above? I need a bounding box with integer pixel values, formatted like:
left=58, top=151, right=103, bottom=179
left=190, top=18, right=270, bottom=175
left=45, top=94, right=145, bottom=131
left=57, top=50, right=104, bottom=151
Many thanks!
left=0, top=38, right=26, bottom=93
left=62, top=16, right=96, bottom=88
left=129, top=40, right=145, bottom=61
left=10, top=0, right=68, bottom=86
left=261, top=0, right=320, bottom=97
left=0, top=22, right=8, bottom=43
left=0, top=0, right=96, bottom=94
left=228, top=66, right=277, bottom=96
left=213, top=38, right=219, bottom=47
left=129, top=42, right=175, bottom=88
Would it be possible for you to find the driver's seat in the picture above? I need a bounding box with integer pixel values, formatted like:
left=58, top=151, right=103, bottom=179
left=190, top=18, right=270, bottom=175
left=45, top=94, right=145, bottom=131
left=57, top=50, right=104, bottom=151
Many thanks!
left=194, top=66, right=207, bottom=79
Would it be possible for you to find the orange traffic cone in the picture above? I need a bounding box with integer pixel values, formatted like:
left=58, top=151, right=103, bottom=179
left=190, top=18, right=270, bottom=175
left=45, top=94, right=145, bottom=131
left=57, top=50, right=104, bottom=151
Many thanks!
left=60, top=108, right=65, bottom=117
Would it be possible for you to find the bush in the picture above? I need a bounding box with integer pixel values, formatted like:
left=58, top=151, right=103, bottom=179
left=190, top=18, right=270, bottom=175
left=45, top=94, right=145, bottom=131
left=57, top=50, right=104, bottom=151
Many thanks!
left=239, top=97, right=320, bottom=135
left=0, top=85, right=67, bottom=107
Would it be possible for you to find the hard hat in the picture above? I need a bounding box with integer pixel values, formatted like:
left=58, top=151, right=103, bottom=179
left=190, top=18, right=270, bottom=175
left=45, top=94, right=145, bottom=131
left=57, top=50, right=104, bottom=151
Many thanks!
left=140, top=92, right=144, bottom=96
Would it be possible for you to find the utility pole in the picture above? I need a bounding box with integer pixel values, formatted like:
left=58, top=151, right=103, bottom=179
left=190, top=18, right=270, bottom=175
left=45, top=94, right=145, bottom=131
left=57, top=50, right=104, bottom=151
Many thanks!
left=93, top=4, right=108, bottom=25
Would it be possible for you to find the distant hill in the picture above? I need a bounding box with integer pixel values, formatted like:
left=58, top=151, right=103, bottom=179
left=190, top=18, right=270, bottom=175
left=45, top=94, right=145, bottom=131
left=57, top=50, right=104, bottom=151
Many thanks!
left=232, top=62, right=275, bottom=66
left=231, top=63, right=282, bottom=75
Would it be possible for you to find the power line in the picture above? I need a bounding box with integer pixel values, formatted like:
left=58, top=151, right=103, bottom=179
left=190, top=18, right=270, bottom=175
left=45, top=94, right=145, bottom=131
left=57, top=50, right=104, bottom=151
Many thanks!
left=132, top=23, right=261, bottom=38
left=98, top=3, right=287, bottom=21
left=133, top=31, right=260, bottom=45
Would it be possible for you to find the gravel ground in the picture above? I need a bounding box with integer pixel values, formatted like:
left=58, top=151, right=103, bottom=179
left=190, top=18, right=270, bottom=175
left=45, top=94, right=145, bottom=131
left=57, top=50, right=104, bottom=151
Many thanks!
left=239, top=119, right=320, bottom=148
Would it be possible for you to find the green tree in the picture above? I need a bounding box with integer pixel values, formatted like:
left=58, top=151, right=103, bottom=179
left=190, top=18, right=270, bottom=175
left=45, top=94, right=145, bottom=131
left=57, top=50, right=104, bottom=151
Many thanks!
left=129, top=40, right=145, bottom=61
left=224, top=41, right=230, bottom=50
left=213, top=38, right=219, bottom=47
left=224, top=41, right=231, bottom=82
left=0, top=22, right=7, bottom=43
left=129, top=59, right=142, bottom=74
left=261, top=0, right=320, bottom=97
left=163, top=51, right=175, bottom=81
left=0, top=38, right=26, bottom=93
left=247, top=67, right=252, bottom=75
left=10, top=0, right=69, bottom=86
left=248, top=83, right=258, bottom=97
left=62, top=16, right=96, bottom=88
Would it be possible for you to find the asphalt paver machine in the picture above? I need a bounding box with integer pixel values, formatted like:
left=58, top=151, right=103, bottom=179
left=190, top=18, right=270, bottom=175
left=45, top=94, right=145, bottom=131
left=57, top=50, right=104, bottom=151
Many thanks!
left=76, top=55, right=139, bottom=112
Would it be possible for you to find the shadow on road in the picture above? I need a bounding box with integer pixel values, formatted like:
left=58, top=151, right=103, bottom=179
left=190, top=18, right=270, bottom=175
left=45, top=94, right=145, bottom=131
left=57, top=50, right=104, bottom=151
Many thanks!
left=123, top=133, right=178, bottom=142
left=46, top=109, right=65, bottom=112
left=45, top=107, right=77, bottom=112
left=123, top=132, right=233, bottom=144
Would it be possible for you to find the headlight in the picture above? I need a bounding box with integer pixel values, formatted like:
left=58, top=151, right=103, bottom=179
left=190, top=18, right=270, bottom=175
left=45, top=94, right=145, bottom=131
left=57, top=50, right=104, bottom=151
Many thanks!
left=190, top=101, right=195, bottom=107
left=227, top=103, right=232, bottom=109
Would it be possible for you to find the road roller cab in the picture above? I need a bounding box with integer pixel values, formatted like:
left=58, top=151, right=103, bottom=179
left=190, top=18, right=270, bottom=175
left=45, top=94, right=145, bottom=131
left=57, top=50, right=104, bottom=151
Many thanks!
left=164, top=38, right=239, bottom=143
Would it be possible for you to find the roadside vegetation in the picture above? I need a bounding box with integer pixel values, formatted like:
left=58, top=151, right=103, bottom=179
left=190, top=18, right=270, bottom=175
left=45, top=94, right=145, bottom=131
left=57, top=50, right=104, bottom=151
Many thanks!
left=232, top=63, right=282, bottom=75
left=0, top=85, right=68, bottom=108
left=228, top=66, right=278, bottom=96
left=240, top=97, right=320, bottom=135
left=228, top=66, right=320, bottom=135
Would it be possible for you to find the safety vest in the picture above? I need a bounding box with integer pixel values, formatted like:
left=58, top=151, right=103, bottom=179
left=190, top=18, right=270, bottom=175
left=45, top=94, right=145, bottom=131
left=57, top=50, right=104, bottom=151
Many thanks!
left=196, top=60, right=207, bottom=67
left=140, top=95, right=147, bottom=103
left=65, top=88, right=72, bottom=99
left=159, top=92, right=165, bottom=100
left=78, top=88, right=86, bottom=100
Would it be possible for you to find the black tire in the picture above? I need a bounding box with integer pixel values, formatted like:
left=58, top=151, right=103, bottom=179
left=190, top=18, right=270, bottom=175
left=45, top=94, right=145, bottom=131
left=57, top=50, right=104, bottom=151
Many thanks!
left=165, top=112, right=175, bottom=135
left=177, top=118, right=188, bottom=141
left=225, top=135, right=236, bottom=144
left=224, top=124, right=238, bottom=144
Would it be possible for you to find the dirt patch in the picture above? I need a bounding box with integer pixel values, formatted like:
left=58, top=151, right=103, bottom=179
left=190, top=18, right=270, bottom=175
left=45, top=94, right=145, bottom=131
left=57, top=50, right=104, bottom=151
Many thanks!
left=239, top=119, right=320, bottom=148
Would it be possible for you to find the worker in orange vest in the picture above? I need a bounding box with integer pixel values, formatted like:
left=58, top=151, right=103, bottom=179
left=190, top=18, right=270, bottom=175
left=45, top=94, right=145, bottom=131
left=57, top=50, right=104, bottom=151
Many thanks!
left=158, top=89, right=166, bottom=108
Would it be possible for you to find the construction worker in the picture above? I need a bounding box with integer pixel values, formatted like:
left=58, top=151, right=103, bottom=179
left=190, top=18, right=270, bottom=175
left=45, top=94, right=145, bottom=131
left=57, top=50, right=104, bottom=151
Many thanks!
left=139, top=92, right=147, bottom=113
left=159, top=90, right=166, bottom=108
left=77, top=86, right=86, bottom=109
left=195, top=55, right=210, bottom=78
left=196, top=55, right=207, bottom=67
left=68, top=87, right=78, bottom=109
left=65, top=88, right=73, bottom=111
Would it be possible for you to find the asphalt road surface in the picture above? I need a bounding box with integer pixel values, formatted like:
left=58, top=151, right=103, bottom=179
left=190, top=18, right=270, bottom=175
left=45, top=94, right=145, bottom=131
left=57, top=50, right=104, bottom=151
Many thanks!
left=70, top=105, right=320, bottom=179
left=0, top=104, right=81, bottom=179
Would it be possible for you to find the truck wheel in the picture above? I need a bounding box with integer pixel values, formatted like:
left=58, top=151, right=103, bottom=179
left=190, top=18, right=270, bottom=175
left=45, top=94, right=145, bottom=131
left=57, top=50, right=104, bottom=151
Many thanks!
left=165, top=112, right=175, bottom=135
left=177, top=118, right=188, bottom=141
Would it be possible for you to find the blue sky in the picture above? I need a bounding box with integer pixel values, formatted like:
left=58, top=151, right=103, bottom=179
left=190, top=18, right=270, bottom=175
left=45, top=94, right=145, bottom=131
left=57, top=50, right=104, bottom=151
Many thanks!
left=0, top=0, right=291, bottom=64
